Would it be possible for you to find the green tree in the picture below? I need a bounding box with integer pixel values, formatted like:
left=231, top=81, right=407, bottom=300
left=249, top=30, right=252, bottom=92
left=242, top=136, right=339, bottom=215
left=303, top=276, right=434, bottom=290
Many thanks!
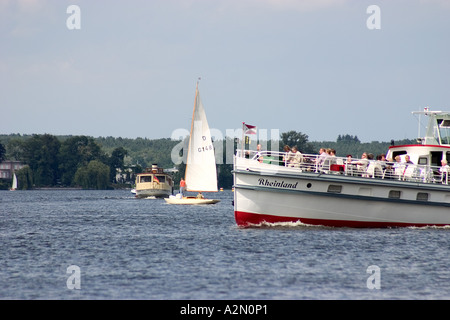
left=0, top=142, right=5, bottom=162
left=95, top=136, right=181, bottom=169
left=22, top=134, right=60, bottom=186
left=108, top=147, right=128, bottom=182
left=280, top=131, right=315, bottom=153
left=74, top=160, right=110, bottom=189
left=337, top=134, right=360, bottom=143
left=6, top=139, right=25, bottom=160
left=59, top=136, right=106, bottom=186
left=16, top=165, right=33, bottom=190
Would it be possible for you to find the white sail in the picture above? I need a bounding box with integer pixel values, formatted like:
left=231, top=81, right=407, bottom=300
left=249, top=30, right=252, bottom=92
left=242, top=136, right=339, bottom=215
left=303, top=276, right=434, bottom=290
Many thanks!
left=11, top=173, right=17, bottom=190
left=185, top=85, right=218, bottom=192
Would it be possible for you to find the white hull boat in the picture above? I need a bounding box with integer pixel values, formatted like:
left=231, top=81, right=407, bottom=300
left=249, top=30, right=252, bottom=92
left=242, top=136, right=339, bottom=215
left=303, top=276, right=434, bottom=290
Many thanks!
left=233, top=109, right=450, bottom=228
left=165, top=195, right=220, bottom=205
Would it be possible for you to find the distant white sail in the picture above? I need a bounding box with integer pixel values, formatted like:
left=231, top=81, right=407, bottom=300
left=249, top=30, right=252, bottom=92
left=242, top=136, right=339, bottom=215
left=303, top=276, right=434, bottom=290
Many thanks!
left=185, top=85, right=218, bottom=192
left=11, top=173, right=17, bottom=190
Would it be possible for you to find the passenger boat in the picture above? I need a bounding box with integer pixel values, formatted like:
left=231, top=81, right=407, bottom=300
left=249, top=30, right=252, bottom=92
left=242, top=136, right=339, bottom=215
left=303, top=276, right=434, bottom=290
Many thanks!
left=233, top=109, right=450, bottom=228
left=135, top=164, right=174, bottom=198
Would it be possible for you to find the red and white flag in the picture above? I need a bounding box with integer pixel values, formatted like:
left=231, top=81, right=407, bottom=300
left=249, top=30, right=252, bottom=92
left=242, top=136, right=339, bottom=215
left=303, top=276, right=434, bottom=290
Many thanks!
left=243, top=123, right=257, bottom=135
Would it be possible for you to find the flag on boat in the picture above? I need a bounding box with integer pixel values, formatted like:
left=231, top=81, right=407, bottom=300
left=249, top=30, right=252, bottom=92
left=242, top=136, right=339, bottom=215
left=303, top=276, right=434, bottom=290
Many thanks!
left=243, top=123, right=257, bottom=135
left=154, top=176, right=160, bottom=183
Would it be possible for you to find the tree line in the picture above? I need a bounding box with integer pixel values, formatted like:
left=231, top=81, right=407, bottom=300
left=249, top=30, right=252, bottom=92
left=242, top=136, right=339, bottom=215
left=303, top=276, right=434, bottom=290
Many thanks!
left=0, top=134, right=129, bottom=190
left=0, top=132, right=415, bottom=190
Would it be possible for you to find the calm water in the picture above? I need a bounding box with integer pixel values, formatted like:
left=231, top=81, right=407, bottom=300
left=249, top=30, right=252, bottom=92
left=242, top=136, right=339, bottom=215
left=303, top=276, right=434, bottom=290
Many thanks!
left=1, top=189, right=450, bottom=300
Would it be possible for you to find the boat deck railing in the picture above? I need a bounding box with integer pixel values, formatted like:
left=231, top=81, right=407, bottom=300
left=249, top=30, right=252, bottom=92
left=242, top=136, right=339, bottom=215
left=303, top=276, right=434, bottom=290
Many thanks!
left=236, top=150, right=450, bottom=185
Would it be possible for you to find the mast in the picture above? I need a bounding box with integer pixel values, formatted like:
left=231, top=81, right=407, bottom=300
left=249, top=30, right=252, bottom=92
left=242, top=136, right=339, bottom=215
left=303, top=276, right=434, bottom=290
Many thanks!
left=185, top=79, right=200, bottom=181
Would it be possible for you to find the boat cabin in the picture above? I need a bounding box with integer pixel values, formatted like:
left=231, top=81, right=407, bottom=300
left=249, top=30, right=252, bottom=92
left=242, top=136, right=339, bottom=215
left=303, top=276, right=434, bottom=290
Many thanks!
left=386, top=109, right=450, bottom=167
left=135, top=164, right=173, bottom=187
left=134, top=164, right=174, bottom=198
left=387, top=145, right=450, bottom=168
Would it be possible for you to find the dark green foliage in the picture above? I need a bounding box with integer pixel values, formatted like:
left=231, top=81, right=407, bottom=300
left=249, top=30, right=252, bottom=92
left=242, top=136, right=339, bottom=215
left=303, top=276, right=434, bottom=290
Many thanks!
left=59, top=136, right=106, bottom=186
left=95, top=136, right=179, bottom=169
left=310, top=138, right=415, bottom=158
left=337, top=134, right=360, bottom=143
left=16, top=165, right=33, bottom=190
left=0, top=134, right=118, bottom=189
left=74, top=160, right=110, bottom=189
left=21, top=134, right=61, bottom=186
left=280, top=131, right=315, bottom=154
left=0, top=142, right=5, bottom=162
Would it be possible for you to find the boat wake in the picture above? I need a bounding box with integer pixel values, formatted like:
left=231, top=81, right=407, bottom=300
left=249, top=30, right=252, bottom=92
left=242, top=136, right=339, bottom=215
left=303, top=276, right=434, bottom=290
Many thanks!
left=407, top=225, right=450, bottom=230
left=240, top=221, right=450, bottom=230
left=240, top=220, right=325, bottom=229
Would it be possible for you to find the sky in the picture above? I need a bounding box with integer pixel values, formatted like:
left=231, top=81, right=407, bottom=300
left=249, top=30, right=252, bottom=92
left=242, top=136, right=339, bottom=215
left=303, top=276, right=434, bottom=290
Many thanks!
left=1, top=0, right=450, bottom=143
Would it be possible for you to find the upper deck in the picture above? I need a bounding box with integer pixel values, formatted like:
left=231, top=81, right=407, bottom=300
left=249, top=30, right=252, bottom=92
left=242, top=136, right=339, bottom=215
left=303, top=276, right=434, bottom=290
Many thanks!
left=236, top=149, right=450, bottom=186
left=385, top=109, right=450, bottom=167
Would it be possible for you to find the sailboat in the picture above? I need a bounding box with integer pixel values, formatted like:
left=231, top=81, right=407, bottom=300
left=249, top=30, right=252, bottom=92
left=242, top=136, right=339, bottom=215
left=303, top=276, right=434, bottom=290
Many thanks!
left=165, top=82, right=220, bottom=205
left=10, top=173, right=17, bottom=191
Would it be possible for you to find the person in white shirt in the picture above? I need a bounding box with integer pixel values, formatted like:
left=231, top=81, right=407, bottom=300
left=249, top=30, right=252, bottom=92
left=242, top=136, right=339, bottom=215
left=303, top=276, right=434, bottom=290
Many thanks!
left=352, top=152, right=370, bottom=175
left=288, top=146, right=303, bottom=168
left=283, top=145, right=293, bottom=166
left=440, top=159, right=449, bottom=184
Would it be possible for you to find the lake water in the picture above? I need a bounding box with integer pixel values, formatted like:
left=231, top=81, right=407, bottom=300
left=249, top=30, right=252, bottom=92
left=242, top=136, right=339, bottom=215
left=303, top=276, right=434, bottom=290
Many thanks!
left=1, top=189, right=450, bottom=301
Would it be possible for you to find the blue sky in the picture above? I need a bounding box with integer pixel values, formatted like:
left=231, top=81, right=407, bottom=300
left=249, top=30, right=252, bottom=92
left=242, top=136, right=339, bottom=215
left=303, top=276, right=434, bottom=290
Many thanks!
left=1, top=0, right=450, bottom=142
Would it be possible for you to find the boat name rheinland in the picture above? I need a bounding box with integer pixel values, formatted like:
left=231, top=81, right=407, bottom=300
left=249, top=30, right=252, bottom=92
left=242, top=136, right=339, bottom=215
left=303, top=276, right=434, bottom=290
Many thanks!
left=258, top=178, right=298, bottom=189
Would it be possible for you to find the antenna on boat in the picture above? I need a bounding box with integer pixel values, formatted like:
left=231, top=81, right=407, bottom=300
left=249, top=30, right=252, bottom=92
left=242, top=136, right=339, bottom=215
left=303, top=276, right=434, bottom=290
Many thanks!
left=412, top=107, right=434, bottom=141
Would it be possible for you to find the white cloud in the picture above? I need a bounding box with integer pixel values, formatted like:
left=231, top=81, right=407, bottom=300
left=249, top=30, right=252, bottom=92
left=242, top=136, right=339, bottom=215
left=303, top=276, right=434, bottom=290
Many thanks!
left=0, top=0, right=49, bottom=15
left=1, top=0, right=57, bottom=37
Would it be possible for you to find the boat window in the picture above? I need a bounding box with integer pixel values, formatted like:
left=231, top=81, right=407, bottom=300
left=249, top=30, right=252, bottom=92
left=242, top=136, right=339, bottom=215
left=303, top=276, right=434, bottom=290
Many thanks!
left=140, top=176, right=152, bottom=183
left=418, top=157, right=428, bottom=165
left=416, top=193, right=429, bottom=201
left=441, top=119, right=450, bottom=127
left=431, top=151, right=443, bottom=167
left=438, top=120, right=450, bottom=144
left=388, top=190, right=401, bottom=199
left=392, top=151, right=407, bottom=159
left=156, top=175, right=166, bottom=183
left=327, top=185, right=342, bottom=193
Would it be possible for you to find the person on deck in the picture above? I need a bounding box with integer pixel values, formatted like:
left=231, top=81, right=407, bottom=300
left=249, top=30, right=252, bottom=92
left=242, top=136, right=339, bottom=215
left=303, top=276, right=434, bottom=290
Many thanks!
left=262, top=152, right=275, bottom=164
left=179, top=178, right=186, bottom=197
left=404, top=155, right=413, bottom=165
left=288, top=146, right=303, bottom=168
left=255, top=144, right=263, bottom=162
left=282, top=145, right=292, bottom=166
left=352, top=152, right=370, bottom=175
left=440, top=159, right=450, bottom=184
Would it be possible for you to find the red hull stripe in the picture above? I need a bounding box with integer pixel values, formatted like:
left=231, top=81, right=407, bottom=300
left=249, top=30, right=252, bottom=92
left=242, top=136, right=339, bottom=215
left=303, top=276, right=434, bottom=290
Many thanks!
left=234, top=210, right=448, bottom=228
